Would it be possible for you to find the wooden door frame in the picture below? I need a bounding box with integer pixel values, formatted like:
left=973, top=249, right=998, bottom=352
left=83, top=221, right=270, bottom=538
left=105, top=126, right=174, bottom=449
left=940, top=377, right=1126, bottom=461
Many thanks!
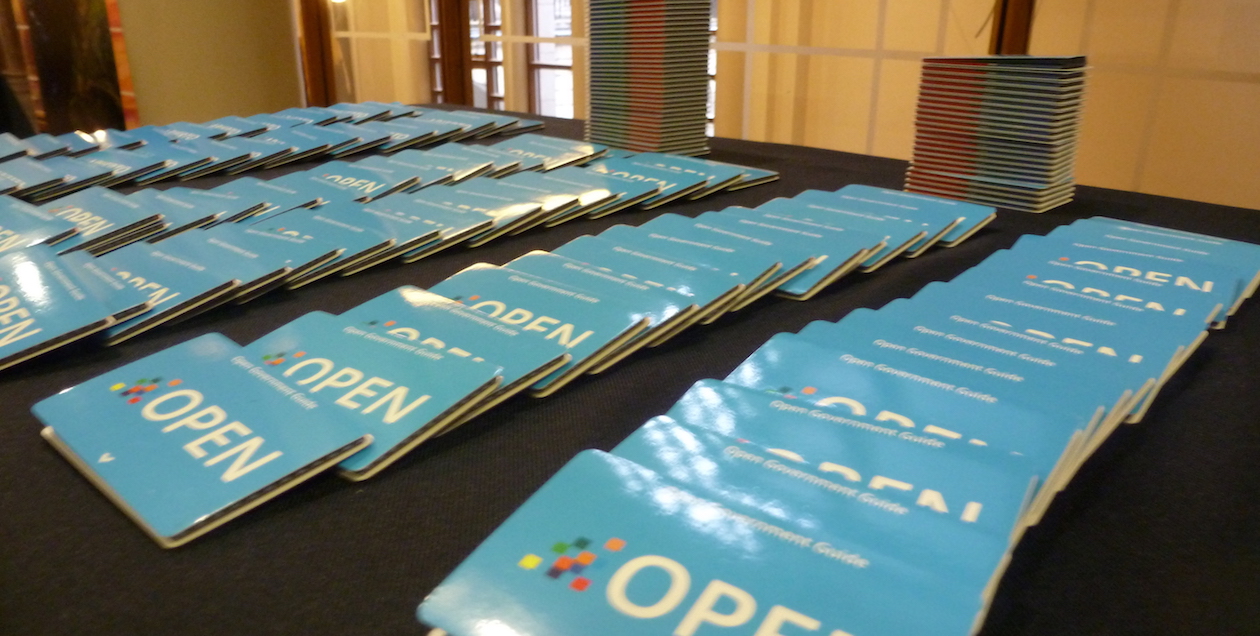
left=990, top=0, right=1037, bottom=54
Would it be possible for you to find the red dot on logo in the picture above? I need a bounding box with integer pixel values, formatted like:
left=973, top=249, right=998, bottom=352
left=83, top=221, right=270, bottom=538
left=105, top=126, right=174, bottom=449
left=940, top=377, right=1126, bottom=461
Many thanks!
left=128, top=396, right=141, bottom=404
left=293, top=351, right=305, bottom=358
left=468, top=295, right=480, bottom=301
left=168, top=379, right=182, bottom=387
left=570, top=577, right=591, bottom=592
left=384, top=321, right=396, bottom=327
left=1059, top=257, right=1069, bottom=261
left=1027, top=275, right=1037, bottom=279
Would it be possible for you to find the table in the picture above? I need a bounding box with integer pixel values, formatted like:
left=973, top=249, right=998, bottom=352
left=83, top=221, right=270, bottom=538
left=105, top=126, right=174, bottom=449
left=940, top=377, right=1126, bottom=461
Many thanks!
left=3, top=113, right=1257, bottom=636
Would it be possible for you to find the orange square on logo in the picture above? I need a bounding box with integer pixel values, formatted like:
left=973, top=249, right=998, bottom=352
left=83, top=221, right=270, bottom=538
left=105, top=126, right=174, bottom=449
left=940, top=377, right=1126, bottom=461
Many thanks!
left=604, top=538, right=626, bottom=552
left=576, top=551, right=596, bottom=565
left=554, top=555, right=575, bottom=570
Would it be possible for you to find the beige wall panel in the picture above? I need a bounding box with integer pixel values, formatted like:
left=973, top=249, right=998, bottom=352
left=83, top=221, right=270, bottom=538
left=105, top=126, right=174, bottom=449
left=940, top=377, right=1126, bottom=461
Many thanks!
left=753, top=0, right=804, bottom=46
left=349, top=39, right=397, bottom=103
left=398, top=41, right=433, bottom=105
left=884, top=0, right=941, bottom=53
left=116, top=0, right=303, bottom=126
left=943, top=0, right=997, bottom=55
left=1087, top=0, right=1174, bottom=66
left=809, top=0, right=880, bottom=50
left=768, top=53, right=802, bottom=143
left=1071, top=70, right=1157, bottom=191
left=1139, top=78, right=1260, bottom=208
left=1028, top=0, right=1090, bottom=54
left=350, top=0, right=393, bottom=32
left=714, top=50, right=747, bottom=138
left=870, top=58, right=920, bottom=159
left=747, top=51, right=773, bottom=141
left=1168, top=0, right=1260, bottom=74
left=802, top=56, right=875, bottom=153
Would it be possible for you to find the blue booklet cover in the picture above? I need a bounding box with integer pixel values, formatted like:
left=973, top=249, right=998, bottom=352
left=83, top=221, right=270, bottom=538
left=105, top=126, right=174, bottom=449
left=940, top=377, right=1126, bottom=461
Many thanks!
left=478, top=178, right=581, bottom=235
left=359, top=196, right=494, bottom=264
left=340, top=287, right=570, bottom=424
left=254, top=202, right=395, bottom=287
left=552, top=234, right=746, bottom=326
left=54, top=131, right=101, bottom=156
left=166, top=222, right=343, bottom=298
left=249, top=126, right=338, bottom=167
left=351, top=120, right=445, bottom=152
left=513, top=166, right=657, bottom=225
left=836, top=184, right=996, bottom=247
left=417, top=450, right=982, bottom=636
left=596, top=223, right=777, bottom=324
left=168, top=137, right=255, bottom=178
left=792, top=189, right=950, bottom=257
left=281, top=201, right=443, bottom=277
left=308, top=159, right=419, bottom=201
left=586, top=157, right=711, bottom=208
left=322, top=122, right=393, bottom=157
left=392, top=147, right=495, bottom=184
left=33, top=333, right=371, bottom=547
left=209, top=177, right=320, bottom=222
left=0, top=196, right=78, bottom=252
left=755, top=196, right=928, bottom=272
left=214, top=135, right=299, bottom=174
left=505, top=250, right=700, bottom=356
left=415, top=181, right=544, bottom=247
left=156, top=121, right=229, bottom=142
left=638, top=214, right=816, bottom=310
left=353, top=154, right=460, bottom=190
left=57, top=250, right=153, bottom=324
left=204, top=115, right=273, bottom=138
left=93, top=241, right=242, bottom=345
left=1085, top=216, right=1260, bottom=301
left=25, top=156, right=117, bottom=201
left=129, top=142, right=215, bottom=185
left=126, top=189, right=221, bottom=241
left=496, top=169, right=620, bottom=224
left=323, top=101, right=395, bottom=123
left=77, top=148, right=171, bottom=187
left=18, top=133, right=70, bottom=159
left=428, top=263, right=651, bottom=397
left=0, top=244, right=117, bottom=371
left=273, top=106, right=348, bottom=125
left=488, top=134, right=608, bottom=171
left=158, top=187, right=264, bottom=226
left=615, top=416, right=1021, bottom=599
left=631, top=152, right=747, bottom=198
left=43, top=187, right=163, bottom=255
left=443, top=144, right=532, bottom=175
left=0, top=132, right=28, bottom=161
left=242, top=311, right=500, bottom=480
left=0, top=156, right=68, bottom=197
left=411, top=108, right=506, bottom=139
left=702, top=208, right=880, bottom=301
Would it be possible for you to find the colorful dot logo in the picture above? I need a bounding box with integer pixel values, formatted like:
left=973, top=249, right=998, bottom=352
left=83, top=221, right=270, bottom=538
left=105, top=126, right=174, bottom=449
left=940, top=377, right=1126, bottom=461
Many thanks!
left=260, top=351, right=305, bottom=366
left=517, top=536, right=625, bottom=592
left=110, top=378, right=182, bottom=405
left=447, top=295, right=481, bottom=305
left=362, top=320, right=398, bottom=328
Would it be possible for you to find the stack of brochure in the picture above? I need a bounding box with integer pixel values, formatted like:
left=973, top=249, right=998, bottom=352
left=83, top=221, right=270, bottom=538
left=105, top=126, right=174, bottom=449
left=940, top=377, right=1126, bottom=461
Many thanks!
left=0, top=102, right=544, bottom=201
left=585, top=0, right=712, bottom=155
left=905, top=56, right=1087, bottom=213
left=30, top=184, right=997, bottom=547
left=415, top=216, right=1257, bottom=636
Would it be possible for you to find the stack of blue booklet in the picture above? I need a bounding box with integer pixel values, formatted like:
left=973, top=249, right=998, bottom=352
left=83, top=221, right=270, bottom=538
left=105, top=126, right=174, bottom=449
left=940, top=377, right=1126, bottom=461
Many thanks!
left=415, top=216, right=1258, bottom=636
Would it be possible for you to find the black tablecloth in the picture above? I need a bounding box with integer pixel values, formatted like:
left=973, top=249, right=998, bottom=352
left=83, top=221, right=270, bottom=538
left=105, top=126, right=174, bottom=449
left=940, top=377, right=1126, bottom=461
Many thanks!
left=3, top=114, right=1258, bottom=636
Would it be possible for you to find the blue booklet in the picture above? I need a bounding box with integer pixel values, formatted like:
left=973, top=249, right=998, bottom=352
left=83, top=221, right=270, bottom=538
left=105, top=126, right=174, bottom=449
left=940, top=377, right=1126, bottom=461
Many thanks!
left=129, top=142, right=216, bottom=185
left=499, top=170, right=620, bottom=224
left=93, top=241, right=242, bottom=345
left=595, top=223, right=777, bottom=324
left=158, top=187, right=265, bottom=226
left=441, top=144, right=531, bottom=175
left=167, top=137, right=255, bottom=179
left=77, top=148, right=171, bottom=187
left=417, top=450, right=983, bottom=636
left=0, top=245, right=118, bottom=371
left=353, top=153, right=460, bottom=190
left=249, top=126, right=339, bottom=167
left=392, top=147, right=495, bottom=184
left=57, top=250, right=154, bottom=324
left=126, top=190, right=222, bottom=242
left=273, top=106, right=348, bottom=125
left=407, top=110, right=490, bottom=140
left=33, top=333, right=371, bottom=547
left=488, top=134, right=608, bottom=171
left=284, top=201, right=443, bottom=277
left=77, top=129, right=145, bottom=152
left=307, top=159, right=419, bottom=202
left=43, top=187, right=163, bottom=255
left=0, top=196, right=78, bottom=251
left=359, top=195, right=494, bottom=264
left=214, top=135, right=299, bottom=174
left=322, top=122, right=393, bottom=157
left=209, top=177, right=320, bottom=223
left=586, top=157, right=711, bottom=208
left=351, top=119, right=446, bottom=152
left=55, top=131, right=101, bottom=156
left=631, top=152, right=748, bottom=198
left=520, top=166, right=659, bottom=225
left=254, top=202, right=396, bottom=287
left=203, top=115, right=274, bottom=138
left=18, top=133, right=70, bottom=159
left=0, top=132, right=28, bottom=161
left=836, top=185, right=996, bottom=247
left=0, top=156, right=68, bottom=198
left=156, top=122, right=229, bottom=142
left=340, top=287, right=571, bottom=424
left=755, top=196, right=928, bottom=272
left=552, top=234, right=747, bottom=326
left=638, top=214, right=816, bottom=310
left=615, top=416, right=1023, bottom=599
left=242, top=311, right=500, bottom=480
left=505, top=250, right=701, bottom=357
left=165, top=222, right=343, bottom=300
left=25, top=156, right=117, bottom=201
left=428, top=263, right=651, bottom=397
left=792, top=189, right=950, bottom=257
left=415, top=181, right=545, bottom=248
left=323, top=101, right=395, bottom=123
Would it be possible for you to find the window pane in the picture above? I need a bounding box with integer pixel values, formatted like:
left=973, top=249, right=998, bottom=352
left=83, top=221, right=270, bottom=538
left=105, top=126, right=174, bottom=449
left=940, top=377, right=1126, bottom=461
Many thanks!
left=533, top=43, right=572, bottom=65
left=532, top=0, right=573, bottom=37
left=472, top=67, right=489, bottom=108
left=535, top=67, right=574, bottom=118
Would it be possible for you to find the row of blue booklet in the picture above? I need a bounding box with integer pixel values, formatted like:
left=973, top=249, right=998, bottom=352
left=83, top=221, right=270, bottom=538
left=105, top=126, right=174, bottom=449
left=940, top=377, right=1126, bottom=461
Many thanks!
left=0, top=101, right=542, bottom=202
left=0, top=140, right=786, bottom=372
left=29, top=184, right=996, bottom=549
left=414, top=216, right=1260, bottom=636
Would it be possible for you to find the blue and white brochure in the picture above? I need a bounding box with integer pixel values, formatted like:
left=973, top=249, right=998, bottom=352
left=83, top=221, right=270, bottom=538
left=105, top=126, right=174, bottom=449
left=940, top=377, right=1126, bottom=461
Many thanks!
left=77, top=148, right=171, bottom=187
left=33, top=333, right=371, bottom=547
left=0, top=196, right=78, bottom=251
left=323, top=101, right=394, bottom=123
left=428, top=263, right=651, bottom=397
left=447, top=144, right=533, bottom=175
left=57, top=250, right=153, bottom=323
left=251, top=202, right=396, bottom=287
left=0, top=132, right=28, bottom=161
left=249, top=126, right=337, bottom=167
left=756, top=196, right=928, bottom=272
left=29, top=156, right=116, bottom=200
left=553, top=234, right=747, bottom=328
left=56, top=131, right=100, bottom=156
left=158, top=187, right=264, bottom=226
left=43, top=187, right=163, bottom=255
left=615, top=416, right=1023, bottom=601
left=793, top=189, right=951, bottom=257
left=126, top=190, right=221, bottom=242
left=638, top=214, right=816, bottom=310
left=215, top=135, right=299, bottom=174
left=417, top=182, right=545, bottom=247
left=274, top=201, right=441, bottom=277
left=273, top=106, right=348, bottom=125
left=168, top=138, right=256, bottom=179
left=354, top=154, right=458, bottom=191
left=340, top=287, right=570, bottom=423
left=359, top=196, right=494, bottom=264
left=0, top=156, right=67, bottom=198
left=209, top=177, right=320, bottom=223
left=242, top=311, right=500, bottom=480
left=94, top=241, right=242, bottom=345
left=836, top=184, right=996, bottom=247
left=498, top=169, right=621, bottom=226
left=505, top=250, right=701, bottom=358
left=417, top=450, right=983, bottom=636
left=631, top=152, right=748, bottom=198
left=0, top=245, right=118, bottom=371
left=700, top=207, right=878, bottom=302
left=129, top=142, right=215, bottom=185
left=322, top=122, right=393, bottom=157
left=360, top=118, right=464, bottom=151
left=408, top=110, right=492, bottom=140
left=164, top=223, right=343, bottom=299
left=1085, top=216, right=1260, bottom=301
left=587, top=157, right=711, bottom=208
left=18, top=133, right=69, bottom=159
left=156, top=122, right=229, bottom=142
left=392, top=147, right=495, bottom=184
left=203, top=115, right=274, bottom=138
left=488, top=134, right=608, bottom=171
left=76, top=128, right=145, bottom=151
left=311, top=159, right=420, bottom=202
left=596, top=223, right=775, bottom=324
